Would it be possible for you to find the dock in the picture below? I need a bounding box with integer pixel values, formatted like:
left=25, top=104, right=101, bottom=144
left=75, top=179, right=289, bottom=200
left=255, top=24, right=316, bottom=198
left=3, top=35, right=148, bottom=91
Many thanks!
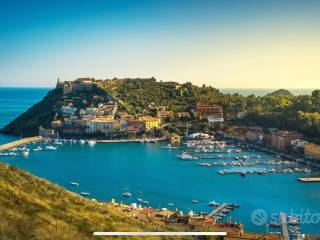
left=206, top=204, right=227, bottom=219
left=298, top=177, right=320, bottom=183
left=0, top=136, right=43, bottom=152
left=280, top=212, right=289, bottom=240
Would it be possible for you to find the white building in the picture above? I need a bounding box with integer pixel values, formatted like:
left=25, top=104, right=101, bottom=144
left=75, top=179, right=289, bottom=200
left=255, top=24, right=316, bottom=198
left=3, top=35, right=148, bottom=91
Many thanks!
left=207, top=115, right=224, bottom=123
left=61, top=106, right=77, bottom=116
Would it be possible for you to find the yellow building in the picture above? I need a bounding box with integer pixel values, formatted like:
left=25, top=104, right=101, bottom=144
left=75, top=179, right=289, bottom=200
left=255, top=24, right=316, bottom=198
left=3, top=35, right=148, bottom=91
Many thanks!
left=138, top=116, right=161, bottom=130
left=304, top=143, right=320, bottom=161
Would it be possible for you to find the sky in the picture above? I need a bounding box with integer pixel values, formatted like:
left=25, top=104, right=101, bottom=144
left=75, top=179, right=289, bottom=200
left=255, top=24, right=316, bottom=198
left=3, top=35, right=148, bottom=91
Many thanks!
left=0, top=0, right=320, bottom=88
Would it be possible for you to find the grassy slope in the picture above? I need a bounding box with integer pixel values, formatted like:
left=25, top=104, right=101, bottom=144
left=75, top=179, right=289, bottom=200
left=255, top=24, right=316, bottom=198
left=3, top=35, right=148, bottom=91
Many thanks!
left=0, top=162, right=191, bottom=240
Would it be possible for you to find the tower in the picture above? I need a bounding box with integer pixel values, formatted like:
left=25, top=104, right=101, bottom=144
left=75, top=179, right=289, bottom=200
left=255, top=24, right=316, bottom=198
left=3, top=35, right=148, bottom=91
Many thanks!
left=56, top=78, right=64, bottom=89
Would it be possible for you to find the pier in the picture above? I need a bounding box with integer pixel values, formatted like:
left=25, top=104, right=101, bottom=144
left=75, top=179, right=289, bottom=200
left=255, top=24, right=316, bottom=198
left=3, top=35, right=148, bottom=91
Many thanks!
left=206, top=204, right=227, bottom=219
left=298, top=177, right=320, bottom=183
left=0, top=136, right=42, bottom=152
left=280, top=212, right=289, bottom=240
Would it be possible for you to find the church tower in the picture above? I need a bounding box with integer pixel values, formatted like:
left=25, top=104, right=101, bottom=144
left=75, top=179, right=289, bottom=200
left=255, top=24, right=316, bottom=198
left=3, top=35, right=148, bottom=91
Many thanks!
left=56, top=78, right=64, bottom=89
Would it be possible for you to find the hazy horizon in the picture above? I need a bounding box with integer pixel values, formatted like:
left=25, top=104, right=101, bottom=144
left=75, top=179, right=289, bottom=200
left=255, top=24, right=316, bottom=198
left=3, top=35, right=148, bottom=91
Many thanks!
left=1, top=0, right=320, bottom=88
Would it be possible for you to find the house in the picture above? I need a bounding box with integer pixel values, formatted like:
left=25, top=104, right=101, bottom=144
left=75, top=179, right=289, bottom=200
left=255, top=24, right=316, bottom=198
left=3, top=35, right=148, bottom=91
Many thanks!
left=156, top=108, right=174, bottom=124
left=195, top=104, right=223, bottom=120
left=39, top=126, right=55, bottom=138
left=246, top=127, right=264, bottom=142
left=304, top=143, right=320, bottom=161
left=270, top=131, right=303, bottom=150
left=138, top=116, right=161, bottom=130
left=127, top=120, right=144, bottom=134
left=207, top=115, right=224, bottom=123
left=61, top=106, right=77, bottom=116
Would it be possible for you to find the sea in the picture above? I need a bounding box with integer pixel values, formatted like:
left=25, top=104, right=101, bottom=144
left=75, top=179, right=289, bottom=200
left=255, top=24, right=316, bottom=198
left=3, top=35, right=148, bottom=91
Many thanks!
left=0, top=87, right=320, bottom=234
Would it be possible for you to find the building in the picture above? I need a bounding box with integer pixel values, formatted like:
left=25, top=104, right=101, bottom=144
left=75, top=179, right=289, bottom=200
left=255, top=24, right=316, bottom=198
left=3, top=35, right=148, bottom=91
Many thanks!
left=138, top=116, right=161, bottom=130
left=304, top=143, right=320, bottom=161
left=270, top=131, right=303, bottom=150
left=175, top=112, right=190, bottom=120
left=246, top=127, right=264, bottom=142
left=61, top=106, right=77, bottom=116
left=39, top=126, right=55, bottom=138
left=79, top=108, right=98, bottom=116
left=127, top=120, right=144, bottom=134
left=156, top=109, right=173, bottom=124
left=119, top=113, right=135, bottom=121
left=51, top=120, right=62, bottom=129
left=85, top=118, right=120, bottom=135
left=207, top=115, right=224, bottom=123
left=195, top=104, right=223, bottom=120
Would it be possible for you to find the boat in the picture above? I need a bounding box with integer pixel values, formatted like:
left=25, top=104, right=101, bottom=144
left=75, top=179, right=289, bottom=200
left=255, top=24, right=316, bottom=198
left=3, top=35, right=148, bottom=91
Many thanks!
left=122, top=192, right=132, bottom=198
left=137, top=198, right=143, bottom=202
left=22, top=150, right=29, bottom=156
left=44, top=145, right=57, bottom=151
left=70, top=182, right=79, bottom=186
left=240, top=170, right=247, bottom=177
left=178, top=152, right=194, bottom=160
left=192, top=200, right=199, bottom=204
left=87, top=140, right=96, bottom=146
left=168, top=203, right=175, bottom=206
left=142, top=200, right=150, bottom=205
left=33, top=146, right=43, bottom=151
left=208, top=201, right=219, bottom=207
left=80, top=192, right=90, bottom=196
left=79, top=139, right=86, bottom=144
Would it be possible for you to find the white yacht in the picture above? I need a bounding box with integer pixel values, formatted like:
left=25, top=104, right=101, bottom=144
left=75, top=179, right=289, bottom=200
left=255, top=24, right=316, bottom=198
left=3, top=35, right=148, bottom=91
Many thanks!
left=70, top=182, right=79, bottom=186
left=87, top=140, right=96, bottom=146
left=79, top=139, right=86, bottom=144
left=122, top=192, right=132, bottom=198
left=45, top=146, right=57, bottom=151
left=178, top=152, right=193, bottom=160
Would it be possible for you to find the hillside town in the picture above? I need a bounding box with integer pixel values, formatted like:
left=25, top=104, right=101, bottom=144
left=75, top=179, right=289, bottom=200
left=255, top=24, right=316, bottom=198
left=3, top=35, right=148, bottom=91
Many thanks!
left=42, top=78, right=224, bottom=140
left=37, top=78, right=320, bottom=166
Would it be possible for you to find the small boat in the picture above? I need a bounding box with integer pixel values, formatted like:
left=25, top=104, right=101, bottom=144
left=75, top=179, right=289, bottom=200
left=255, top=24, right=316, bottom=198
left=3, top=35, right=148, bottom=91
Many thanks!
left=80, top=192, right=90, bottom=196
left=168, top=203, right=175, bottom=206
left=137, top=198, right=143, bottom=202
left=122, top=192, right=132, bottom=198
left=192, top=200, right=199, bottom=204
left=79, top=139, right=86, bottom=144
left=142, top=200, right=150, bottom=205
left=70, top=182, right=79, bottom=186
left=240, top=170, right=247, bottom=177
left=22, top=150, right=29, bottom=156
left=87, top=140, right=96, bottom=146
left=45, top=146, right=57, bottom=151
left=208, top=201, right=219, bottom=207
left=33, top=146, right=43, bottom=151
left=178, top=152, right=194, bottom=160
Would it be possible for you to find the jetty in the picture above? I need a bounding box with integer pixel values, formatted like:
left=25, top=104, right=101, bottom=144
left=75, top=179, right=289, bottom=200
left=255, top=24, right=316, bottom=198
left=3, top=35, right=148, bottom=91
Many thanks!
left=298, top=177, right=320, bottom=183
left=207, top=204, right=227, bottom=219
left=280, top=212, right=289, bottom=240
left=0, top=136, right=42, bottom=152
left=96, top=137, right=166, bottom=143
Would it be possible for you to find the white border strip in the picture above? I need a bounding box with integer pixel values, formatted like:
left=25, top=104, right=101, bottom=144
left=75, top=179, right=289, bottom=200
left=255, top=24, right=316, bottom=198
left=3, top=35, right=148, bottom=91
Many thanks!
left=93, top=232, right=227, bottom=236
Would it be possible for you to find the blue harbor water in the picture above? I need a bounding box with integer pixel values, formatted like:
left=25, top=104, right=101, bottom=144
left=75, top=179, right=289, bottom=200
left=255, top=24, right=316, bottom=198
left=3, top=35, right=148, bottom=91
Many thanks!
left=0, top=88, right=320, bottom=234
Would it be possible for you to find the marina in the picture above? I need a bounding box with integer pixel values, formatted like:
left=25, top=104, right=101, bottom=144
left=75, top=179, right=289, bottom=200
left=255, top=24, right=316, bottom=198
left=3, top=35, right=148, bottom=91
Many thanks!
left=0, top=137, right=320, bottom=234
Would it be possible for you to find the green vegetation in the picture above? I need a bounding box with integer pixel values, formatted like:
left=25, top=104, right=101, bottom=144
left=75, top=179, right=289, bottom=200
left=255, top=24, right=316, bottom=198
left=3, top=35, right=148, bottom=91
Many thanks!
left=1, top=78, right=320, bottom=143
left=265, top=89, right=293, bottom=97
left=0, top=162, right=190, bottom=240
left=1, top=88, right=63, bottom=137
